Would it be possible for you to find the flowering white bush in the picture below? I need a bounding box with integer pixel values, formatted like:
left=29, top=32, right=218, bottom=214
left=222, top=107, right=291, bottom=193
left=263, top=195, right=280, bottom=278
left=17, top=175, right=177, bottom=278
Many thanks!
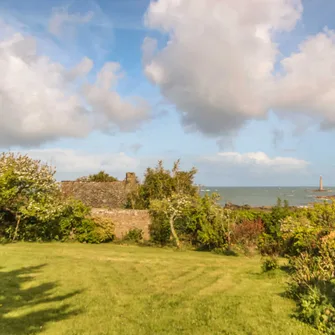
left=150, top=193, right=194, bottom=248
left=0, top=152, right=62, bottom=240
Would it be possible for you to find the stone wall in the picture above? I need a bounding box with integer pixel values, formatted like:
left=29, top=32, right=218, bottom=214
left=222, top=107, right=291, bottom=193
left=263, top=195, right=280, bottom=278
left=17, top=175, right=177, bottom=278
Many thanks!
left=91, top=209, right=151, bottom=240
left=61, top=173, right=137, bottom=209
left=61, top=174, right=150, bottom=239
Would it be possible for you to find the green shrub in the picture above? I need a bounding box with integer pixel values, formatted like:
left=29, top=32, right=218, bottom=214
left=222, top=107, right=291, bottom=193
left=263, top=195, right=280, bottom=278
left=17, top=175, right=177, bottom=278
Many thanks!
left=287, top=232, right=335, bottom=333
left=57, top=200, right=90, bottom=239
left=308, top=202, right=335, bottom=228
left=262, top=256, right=279, bottom=272
left=0, top=152, right=61, bottom=241
left=89, top=215, right=115, bottom=243
left=196, top=204, right=234, bottom=250
left=295, top=287, right=335, bottom=334
left=263, top=199, right=291, bottom=232
left=123, top=228, right=143, bottom=243
left=74, top=219, right=101, bottom=243
left=0, top=153, right=109, bottom=244
left=235, top=209, right=262, bottom=224
left=149, top=213, right=171, bottom=245
left=280, top=216, right=322, bottom=256
left=258, top=233, right=283, bottom=256
left=56, top=200, right=114, bottom=244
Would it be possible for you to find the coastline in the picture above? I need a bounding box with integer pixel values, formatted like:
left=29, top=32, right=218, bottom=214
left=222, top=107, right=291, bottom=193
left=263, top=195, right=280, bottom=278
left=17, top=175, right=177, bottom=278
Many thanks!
left=224, top=202, right=308, bottom=211
left=315, top=194, right=335, bottom=200
left=201, top=187, right=335, bottom=208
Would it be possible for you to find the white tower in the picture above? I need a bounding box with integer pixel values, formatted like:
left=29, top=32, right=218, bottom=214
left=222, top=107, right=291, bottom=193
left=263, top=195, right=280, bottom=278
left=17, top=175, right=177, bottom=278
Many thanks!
left=319, top=175, right=324, bottom=191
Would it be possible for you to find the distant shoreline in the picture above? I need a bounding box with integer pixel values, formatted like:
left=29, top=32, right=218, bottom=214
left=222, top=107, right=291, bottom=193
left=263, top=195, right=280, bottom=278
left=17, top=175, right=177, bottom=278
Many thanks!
left=200, top=187, right=335, bottom=208
left=315, top=194, right=335, bottom=200
left=224, top=202, right=309, bottom=211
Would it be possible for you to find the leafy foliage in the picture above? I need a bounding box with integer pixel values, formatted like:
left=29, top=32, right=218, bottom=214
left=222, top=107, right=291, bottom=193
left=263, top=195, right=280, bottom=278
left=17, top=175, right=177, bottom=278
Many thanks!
left=0, top=153, right=113, bottom=243
left=126, top=160, right=198, bottom=209
left=257, top=198, right=293, bottom=256
left=295, top=287, right=335, bottom=334
left=262, top=256, right=279, bottom=272
left=0, top=153, right=61, bottom=241
left=280, top=216, right=321, bottom=256
left=150, top=193, right=195, bottom=248
left=123, top=228, right=143, bottom=243
left=78, top=171, right=118, bottom=182
left=287, top=231, right=335, bottom=333
left=232, top=218, right=264, bottom=248
left=149, top=212, right=171, bottom=246
left=58, top=200, right=114, bottom=243
left=196, top=201, right=235, bottom=250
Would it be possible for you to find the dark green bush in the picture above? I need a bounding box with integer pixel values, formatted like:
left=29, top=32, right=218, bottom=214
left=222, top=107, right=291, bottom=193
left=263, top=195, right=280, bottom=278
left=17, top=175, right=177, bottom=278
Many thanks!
left=123, top=228, right=143, bottom=243
left=149, top=212, right=171, bottom=245
left=261, top=198, right=291, bottom=237
left=258, top=233, right=283, bottom=256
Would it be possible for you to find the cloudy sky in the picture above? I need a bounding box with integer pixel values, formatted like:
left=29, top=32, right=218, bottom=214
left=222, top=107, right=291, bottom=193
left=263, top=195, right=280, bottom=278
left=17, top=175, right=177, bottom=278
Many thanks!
left=1, top=0, right=335, bottom=186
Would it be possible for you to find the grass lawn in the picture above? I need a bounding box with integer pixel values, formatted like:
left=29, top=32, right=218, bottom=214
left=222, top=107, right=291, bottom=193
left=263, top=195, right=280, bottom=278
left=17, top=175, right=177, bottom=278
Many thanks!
left=0, top=243, right=316, bottom=335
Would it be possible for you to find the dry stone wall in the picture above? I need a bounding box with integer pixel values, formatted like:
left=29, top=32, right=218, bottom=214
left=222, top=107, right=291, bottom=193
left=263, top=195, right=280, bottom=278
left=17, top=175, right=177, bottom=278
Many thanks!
left=91, top=209, right=151, bottom=240
left=61, top=174, right=151, bottom=239
left=61, top=173, right=138, bottom=209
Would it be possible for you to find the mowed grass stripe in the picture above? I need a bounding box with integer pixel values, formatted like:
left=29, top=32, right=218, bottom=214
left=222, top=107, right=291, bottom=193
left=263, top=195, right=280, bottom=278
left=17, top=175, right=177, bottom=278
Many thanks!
left=0, top=243, right=316, bottom=335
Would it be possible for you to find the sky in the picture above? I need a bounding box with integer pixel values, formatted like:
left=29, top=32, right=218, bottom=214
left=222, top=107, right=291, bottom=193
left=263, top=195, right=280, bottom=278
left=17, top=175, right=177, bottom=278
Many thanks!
left=1, top=0, right=335, bottom=186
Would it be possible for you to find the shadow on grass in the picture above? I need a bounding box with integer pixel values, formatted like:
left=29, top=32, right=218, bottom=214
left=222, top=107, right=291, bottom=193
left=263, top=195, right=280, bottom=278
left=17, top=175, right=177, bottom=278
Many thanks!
left=0, top=264, right=82, bottom=335
left=280, top=265, right=292, bottom=274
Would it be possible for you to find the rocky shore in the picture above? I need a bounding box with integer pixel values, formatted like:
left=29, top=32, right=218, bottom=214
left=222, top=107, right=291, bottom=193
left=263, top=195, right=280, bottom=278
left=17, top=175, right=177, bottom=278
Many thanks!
left=315, top=195, right=335, bottom=200
left=224, top=202, right=309, bottom=210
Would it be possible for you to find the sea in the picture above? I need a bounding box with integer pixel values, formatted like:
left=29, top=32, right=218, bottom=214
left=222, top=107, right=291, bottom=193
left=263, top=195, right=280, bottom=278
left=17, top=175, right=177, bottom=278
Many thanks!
left=199, top=187, right=335, bottom=207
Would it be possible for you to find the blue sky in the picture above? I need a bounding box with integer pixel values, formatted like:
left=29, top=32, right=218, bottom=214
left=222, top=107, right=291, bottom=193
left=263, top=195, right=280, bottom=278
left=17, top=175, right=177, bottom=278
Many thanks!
left=1, top=0, right=335, bottom=186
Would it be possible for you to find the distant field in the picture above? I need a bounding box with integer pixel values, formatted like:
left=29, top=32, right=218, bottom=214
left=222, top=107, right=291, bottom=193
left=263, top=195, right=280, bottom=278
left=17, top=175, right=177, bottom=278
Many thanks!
left=0, top=243, right=316, bottom=335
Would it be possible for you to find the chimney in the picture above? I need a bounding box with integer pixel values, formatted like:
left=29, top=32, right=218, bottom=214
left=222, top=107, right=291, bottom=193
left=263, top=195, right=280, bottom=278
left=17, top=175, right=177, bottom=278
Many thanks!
left=125, top=172, right=137, bottom=185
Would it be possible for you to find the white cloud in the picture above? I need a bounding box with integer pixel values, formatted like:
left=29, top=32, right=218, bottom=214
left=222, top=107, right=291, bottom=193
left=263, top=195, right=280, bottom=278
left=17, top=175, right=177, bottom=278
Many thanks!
left=83, top=63, right=150, bottom=132
left=0, top=27, right=150, bottom=147
left=0, top=32, right=91, bottom=146
left=119, top=142, right=143, bottom=154
left=274, top=29, right=335, bottom=128
left=66, top=57, right=94, bottom=80
left=143, top=0, right=303, bottom=136
left=49, top=7, right=93, bottom=37
left=200, top=151, right=308, bottom=173
left=143, top=1, right=335, bottom=137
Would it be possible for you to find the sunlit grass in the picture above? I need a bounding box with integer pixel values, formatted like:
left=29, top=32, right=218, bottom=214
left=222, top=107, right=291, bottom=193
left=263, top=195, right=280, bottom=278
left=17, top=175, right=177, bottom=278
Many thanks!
left=0, top=243, right=316, bottom=335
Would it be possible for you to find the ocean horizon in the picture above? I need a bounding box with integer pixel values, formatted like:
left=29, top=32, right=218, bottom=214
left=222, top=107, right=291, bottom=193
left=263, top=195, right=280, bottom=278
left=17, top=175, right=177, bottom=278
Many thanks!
left=200, top=186, right=335, bottom=207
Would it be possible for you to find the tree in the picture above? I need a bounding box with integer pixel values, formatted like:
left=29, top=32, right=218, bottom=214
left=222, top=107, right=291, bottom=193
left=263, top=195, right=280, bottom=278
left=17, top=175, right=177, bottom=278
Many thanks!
left=195, top=194, right=236, bottom=250
left=0, top=153, right=61, bottom=240
left=150, top=193, right=194, bottom=248
left=126, top=160, right=198, bottom=209
left=80, top=171, right=117, bottom=182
